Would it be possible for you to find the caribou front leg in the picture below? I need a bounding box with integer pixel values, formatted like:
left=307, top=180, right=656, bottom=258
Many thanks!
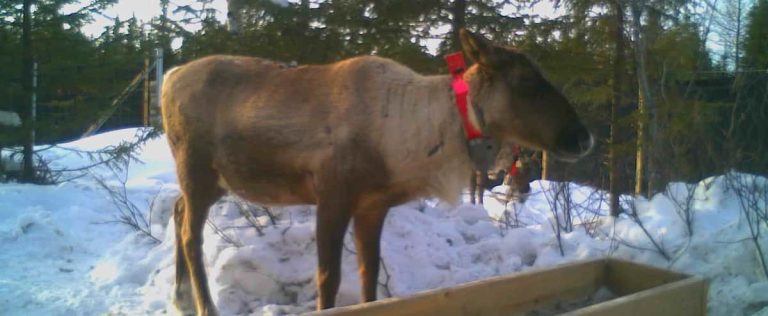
left=315, top=194, right=353, bottom=309
left=469, top=171, right=478, bottom=204
left=313, top=141, right=389, bottom=309
left=352, top=198, right=390, bottom=302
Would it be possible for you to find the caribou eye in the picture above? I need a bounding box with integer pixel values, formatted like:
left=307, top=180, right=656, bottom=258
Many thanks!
left=508, top=73, right=534, bottom=91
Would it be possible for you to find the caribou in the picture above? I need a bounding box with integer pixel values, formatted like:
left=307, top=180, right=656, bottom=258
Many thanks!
left=469, top=144, right=535, bottom=205
left=161, top=29, right=593, bottom=315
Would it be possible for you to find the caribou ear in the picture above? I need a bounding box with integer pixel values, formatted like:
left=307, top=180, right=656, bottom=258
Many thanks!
left=459, top=29, right=500, bottom=68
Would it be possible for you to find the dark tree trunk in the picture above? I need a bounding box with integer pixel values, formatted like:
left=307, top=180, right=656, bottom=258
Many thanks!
left=296, top=0, right=311, bottom=62
left=610, top=0, right=625, bottom=217
left=450, top=0, right=467, bottom=51
left=20, top=0, right=35, bottom=182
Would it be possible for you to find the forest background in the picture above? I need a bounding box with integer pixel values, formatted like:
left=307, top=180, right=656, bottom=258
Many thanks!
left=2, top=0, right=768, bottom=216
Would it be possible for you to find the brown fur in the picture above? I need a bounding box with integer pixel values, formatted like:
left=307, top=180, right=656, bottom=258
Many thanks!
left=469, top=144, right=536, bottom=205
left=161, top=29, right=592, bottom=315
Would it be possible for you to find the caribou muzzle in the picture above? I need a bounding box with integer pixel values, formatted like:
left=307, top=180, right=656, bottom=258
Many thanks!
left=551, top=124, right=595, bottom=162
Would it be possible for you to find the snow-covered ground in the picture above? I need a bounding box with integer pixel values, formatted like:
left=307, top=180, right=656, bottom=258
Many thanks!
left=1, top=128, right=767, bottom=315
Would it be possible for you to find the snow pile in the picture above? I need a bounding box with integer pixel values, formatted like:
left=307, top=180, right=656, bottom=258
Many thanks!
left=119, top=198, right=607, bottom=315
left=0, top=182, right=123, bottom=315
left=1, top=127, right=767, bottom=316
left=0, top=129, right=178, bottom=316
left=623, top=177, right=768, bottom=315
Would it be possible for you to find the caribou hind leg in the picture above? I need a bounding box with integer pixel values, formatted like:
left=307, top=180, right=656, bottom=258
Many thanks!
left=172, top=147, right=223, bottom=316
left=172, top=198, right=196, bottom=315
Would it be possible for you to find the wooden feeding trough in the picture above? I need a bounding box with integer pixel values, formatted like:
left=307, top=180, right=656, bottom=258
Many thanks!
left=306, top=258, right=708, bottom=316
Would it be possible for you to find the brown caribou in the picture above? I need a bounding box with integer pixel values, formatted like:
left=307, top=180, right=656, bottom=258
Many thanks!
left=161, top=29, right=594, bottom=315
left=469, top=144, right=535, bottom=205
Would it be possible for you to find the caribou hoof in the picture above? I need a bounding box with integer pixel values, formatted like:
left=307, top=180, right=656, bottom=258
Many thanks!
left=172, top=283, right=196, bottom=316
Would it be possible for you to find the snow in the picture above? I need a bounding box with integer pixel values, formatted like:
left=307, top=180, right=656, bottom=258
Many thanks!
left=1, top=127, right=766, bottom=315
left=0, top=110, right=21, bottom=127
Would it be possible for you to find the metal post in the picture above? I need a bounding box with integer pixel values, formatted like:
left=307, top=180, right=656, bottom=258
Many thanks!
left=155, top=48, right=164, bottom=111
left=143, top=57, right=150, bottom=127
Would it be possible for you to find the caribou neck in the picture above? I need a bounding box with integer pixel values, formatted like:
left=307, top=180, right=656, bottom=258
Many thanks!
left=382, top=73, right=474, bottom=203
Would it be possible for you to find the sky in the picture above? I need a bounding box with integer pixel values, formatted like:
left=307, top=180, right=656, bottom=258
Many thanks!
left=67, top=0, right=561, bottom=55
left=69, top=0, right=733, bottom=62
left=70, top=0, right=229, bottom=38
left=72, top=0, right=560, bottom=38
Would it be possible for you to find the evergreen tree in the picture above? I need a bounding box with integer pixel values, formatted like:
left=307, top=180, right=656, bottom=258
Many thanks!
left=744, top=0, right=768, bottom=69
left=0, top=0, right=119, bottom=182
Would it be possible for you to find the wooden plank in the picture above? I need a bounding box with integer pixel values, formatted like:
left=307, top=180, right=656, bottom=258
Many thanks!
left=306, top=258, right=707, bottom=316
left=564, top=276, right=708, bottom=316
left=604, top=259, right=688, bottom=295
left=306, top=259, right=605, bottom=316
left=81, top=62, right=154, bottom=138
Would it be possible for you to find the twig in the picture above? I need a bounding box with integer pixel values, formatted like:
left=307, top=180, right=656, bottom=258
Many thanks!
left=625, top=198, right=672, bottom=261
left=207, top=220, right=243, bottom=247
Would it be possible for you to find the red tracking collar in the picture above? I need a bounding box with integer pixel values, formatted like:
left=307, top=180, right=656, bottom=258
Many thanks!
left=444, top=52, right=483, bottom=140
left=507, top=146, right=523, bottom=176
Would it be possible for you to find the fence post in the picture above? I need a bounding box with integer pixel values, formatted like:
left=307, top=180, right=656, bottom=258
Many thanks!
left=143, top=57, right=150, bottom=127
left=155, top=48, right=164, bottom=116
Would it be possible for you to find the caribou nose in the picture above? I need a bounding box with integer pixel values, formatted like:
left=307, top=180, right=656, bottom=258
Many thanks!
left=577, top=129, right=595, bottom=156
left=555, top=125, right=594, bottom=160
